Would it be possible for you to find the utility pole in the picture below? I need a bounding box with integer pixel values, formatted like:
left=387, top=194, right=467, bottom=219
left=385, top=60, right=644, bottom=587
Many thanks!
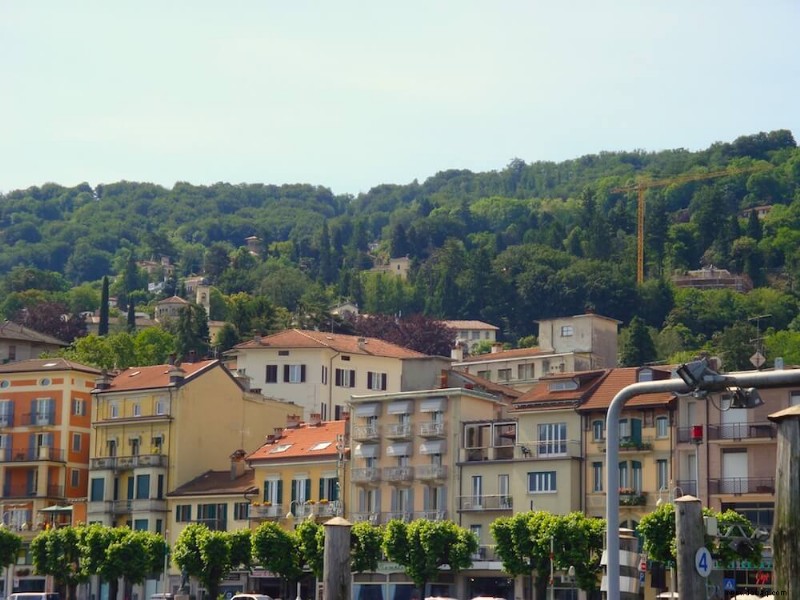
left=768, top=405, right=800, bottom=597
left=323, top=517, right=352, bottom=600
left=675, top=495, right=707, bottom=599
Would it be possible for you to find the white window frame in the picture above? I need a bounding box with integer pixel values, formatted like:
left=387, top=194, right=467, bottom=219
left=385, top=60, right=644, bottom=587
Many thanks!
left=72, top=398, right=86, bottom=416
left=133, top=403, right=141, bottom=417
left=560, top=325, right=574, bottom=337
left=72, top=433, right=81, bottom=452
left=527, top=471, right=557, bottom=493
left=592, top=462, right=603, bottom=492
left=655, top=416, right=669, bottom=439
left=538, top=422, right=567, bottom=456
left=110, top=403, right=119, bottom=419
left=287, top=364, right=304, bottom=384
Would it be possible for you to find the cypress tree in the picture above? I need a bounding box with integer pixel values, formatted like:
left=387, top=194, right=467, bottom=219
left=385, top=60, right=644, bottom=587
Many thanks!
left=99, top=276, right=110, bottom=336
left=127, top=301, right=136, bottom=333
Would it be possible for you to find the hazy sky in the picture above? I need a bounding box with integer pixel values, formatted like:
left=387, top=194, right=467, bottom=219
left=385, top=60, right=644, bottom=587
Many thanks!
left=2, top=1, right=798, bottom=196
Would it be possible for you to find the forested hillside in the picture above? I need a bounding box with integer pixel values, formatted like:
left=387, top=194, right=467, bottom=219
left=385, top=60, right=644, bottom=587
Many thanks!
left=3, top=129, right=800, bottom=370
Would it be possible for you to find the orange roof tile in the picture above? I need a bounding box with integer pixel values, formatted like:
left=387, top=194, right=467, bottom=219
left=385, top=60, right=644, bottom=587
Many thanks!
left=247, top=420, right=347, bottom=462
left=577, top=366, right=675, bottom=411
left=103, top=360, right=220, bottom=392
left=168, top=469, right=256, bottom=497
left=0, top=357, right=101, bottom=375
left=514, top=370, right=609, bottom=409
left=458, top=346, right=546, bottom=363
left=233, top=329, right=428, bottom=359
left=440, top=320, right=499, bottom=331
left=157, top=296, right=189, bottom=305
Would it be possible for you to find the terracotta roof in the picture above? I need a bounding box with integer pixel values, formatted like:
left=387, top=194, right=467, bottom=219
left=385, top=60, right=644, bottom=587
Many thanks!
left=157, top=296, right=189, bottom=305
left=577, top=366, right=676, bottom=411
left=232, top=329, right=428, bottom=359
left=513, top=370, right=609, bottom=409
left=448, top=370, right=522, bottom=400
left=247, top=420, right=347, bottom=462
left=102, top=359, right=220, bottom=392
left=440, top=320, right=499, bottom=331
left=168, top=468, right=256, bottom=497
left=0, top=357, right=102, bottom=375
left=0, top=321, right=69, bottom=346
left=458, top=346, right=546, bottom=363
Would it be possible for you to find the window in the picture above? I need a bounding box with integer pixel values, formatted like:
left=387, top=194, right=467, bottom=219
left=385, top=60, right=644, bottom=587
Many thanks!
left=72, top=433, right=81, bottom=452
left=335, top=368, right=356, bottom=388
left=0, top=400, right=13, bottom=427
left=322, top=365, right=328, bottom=385
left=33, top=398, right=54, bottom=425
left=266, top=365, right=278, bottom=383
left=130, top=437, right=140, bottom=455
left=263, top=478, right=283, bottom=504
left=70, top=469, right=80, bottom=488
left=656, top=416, right=669, bottom=438
left=657, top=459, right=669, bottom=491
left=136, top=474, right=150, bottom=499
left=152, top=436, right=164, bottom=453
left=110, top=403, right=119, bottom=419
left=0, top=380, right=8, bottom=389
left=175, top=505, right=192, bottom=522
left=592, top=462, right=603, bottom=492
left=8, top=346, right=16, bottom=361
left=234, top=502, right=250, bottom=520
left=156, top=399, right=166, bottom=415
left=476, top=370, right=490, bottom=380
left=538, top=423, right=567, bottom=456
left=560, top=325, right=574, bottom=337
left=497, top=368, right=512, bottom=382
left=284, top=364, right=306, bottom=383
left=72, top=398, right=86, bottom=416
left=367, top=372, right=387, bottom=391
left=527, top=471, right=557, bottom=493
left=618, top=462, right=629, bottom=489
left=791, top=391, right=800, bottom=406
left=291, top=477, right=312, bottom=503
left=278, top=350, right=290, bottom=356
left=471, top=475, right=483, bottom=505
left=548, top=379, right=578, bottom=392
left=471, top=330, right=480, bottom=340
left=319, top=475, right=339, bottom=501
left=632, top=460, right=642, bottom=492
left=198, top=503, right=227, bottom=530
left=133, top=519, right=148, bottom=531
left=518, top=364, right=533, bottom=380
left=133, top=403, right=141, bottom=417
left=90, top=478, right=104, bottom=502
left=592, top=419, right=605, bottom=441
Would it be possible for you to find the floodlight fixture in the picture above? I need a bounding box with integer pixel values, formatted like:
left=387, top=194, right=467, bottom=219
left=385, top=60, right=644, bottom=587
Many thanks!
left=729, top=387, right=764, bottom=409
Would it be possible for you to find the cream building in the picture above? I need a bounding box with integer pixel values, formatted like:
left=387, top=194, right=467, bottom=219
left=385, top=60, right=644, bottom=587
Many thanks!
left=226, top=329, right=452, bottom=420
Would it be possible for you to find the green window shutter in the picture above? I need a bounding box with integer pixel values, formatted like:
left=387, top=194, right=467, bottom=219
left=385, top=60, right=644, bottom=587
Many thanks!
left=319, top=478, right=325, bottom=501
left=631, top=419, right=643, bottom=443
left=331, top=478, right=339, bottom=501
left=263, top=480, right=269, bottom=503
left=291, top=480, right=297, bottom=503
left=277, top=480, right=284, bottom=504
left=305, top=478, right=312, bottom=501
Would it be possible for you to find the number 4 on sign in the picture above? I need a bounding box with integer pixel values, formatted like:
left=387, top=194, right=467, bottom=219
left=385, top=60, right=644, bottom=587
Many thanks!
left=695, top=547, right=712, bottom=578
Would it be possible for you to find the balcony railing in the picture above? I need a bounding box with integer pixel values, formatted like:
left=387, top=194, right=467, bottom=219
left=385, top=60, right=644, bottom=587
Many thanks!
left=384, top=511, right=412, bottom=522
left=512, top=439, right=583, bottom=460
left=351, top=467, right=382, bottom=484
left=22, top=412, right=55, bottom=426
left=414, top=510, right=447, bottom=521
left=619, top=491, right=647, bottom=506
left=415, top=465, right=448, bottom=480
left=91, top=454, right=168, bottom=470
left=2, top=484, right=64, bottom=499
left=384, top=423, right=413, bottom=440
left=676, top=479, right=697, bottom=495
left=464, top=445, right=516, bottom=461
left=0, top=415, right=13, bottom=427
left=709, top=477, right=775, bottom=495
left=599, top=437, right=654, bottom=452
left=351, top=425, right=380, bottom=442
left=418, top=422, right=447, bottom=438
left=351, top=512, right=380, bottom=524
left=0, top=447, right=65, bottom=463
left=457, top=494, right=513, bottom=511
left=194, top=518, right=227, bottom=531
left=471, top=545, right=499, bottom=561
left=707, top=422, right=777, bottom=441
left=383, top=466, right=414, bottom=483
left=250, top=504, right=284, bottom=519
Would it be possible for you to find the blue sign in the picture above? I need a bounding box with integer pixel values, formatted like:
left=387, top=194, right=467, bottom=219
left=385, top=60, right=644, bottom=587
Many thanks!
left=723, top=578, right=736, bottom=592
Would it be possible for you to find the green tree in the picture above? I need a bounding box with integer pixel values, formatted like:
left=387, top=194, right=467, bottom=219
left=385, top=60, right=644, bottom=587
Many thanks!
left=127, top=301, right=136, bottom=333
left=710, top=321, right=759, bottom=371
left=229, top=529, right=252, bottom=572
left=619, top=316, right=658, bottom=367
left=251, top=522, right=303, bottom=600
left=133, top=328, right=177, bottom=365
left=350, top=521, right=383, bottom=574
left=172, top=524, right=236, bottom=600
left=81, top=524, right=127, bottom=600
left=0, top=527, right=23, bottom=570
left=295, top=518, right=324, bottom=579
left=30, top=525, right=86, bottom=600
left=382, top=519, right=477, bottom=594
left=491, top=511, right=556, bottom=600
left=175, top=304, right=210, bottom=361
left=99, top=276, right=110, bottom=336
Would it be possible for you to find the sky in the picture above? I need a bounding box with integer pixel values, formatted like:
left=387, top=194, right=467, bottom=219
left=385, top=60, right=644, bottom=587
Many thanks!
left=1, top=1, right=799, bottom=197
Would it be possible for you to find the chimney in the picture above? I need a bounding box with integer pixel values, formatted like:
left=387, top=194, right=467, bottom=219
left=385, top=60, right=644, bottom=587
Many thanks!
left=168, top=365, right=186, bottom=385
left=229, top=449, right=246, bottom=479
left=253, top=335, right=262, bottom=344
left=340, top=410, right=350, bottom=421
left=94, top=370, right=112, bottom=391
left=451, top=345, right=464, bottom=361
left=491, top=342, right=503, bottom=354
left=265, top=434, right=276, bottom=444
left=188, top=349, right=197, bottom=363
left=168, top=353, right=176, bottom=366
left=286, top=414, right=302, bottom=428
left=308, top=412, right=322, bottom=426
left=439, top=370, right=448, bottom=388
left=357, top=337, right=367, bottom=350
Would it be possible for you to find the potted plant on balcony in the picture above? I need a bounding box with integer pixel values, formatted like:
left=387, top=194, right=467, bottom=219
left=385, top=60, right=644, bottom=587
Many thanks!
left=319, top=499, right=329, bottom=505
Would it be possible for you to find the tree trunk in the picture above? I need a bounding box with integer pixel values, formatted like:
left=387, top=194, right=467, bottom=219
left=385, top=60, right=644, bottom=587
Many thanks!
left=769, top=407, right=800, bottom=597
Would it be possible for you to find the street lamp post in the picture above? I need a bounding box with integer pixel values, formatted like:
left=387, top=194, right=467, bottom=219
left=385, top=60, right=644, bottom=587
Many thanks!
left=605, top=360, right=800, bottom=599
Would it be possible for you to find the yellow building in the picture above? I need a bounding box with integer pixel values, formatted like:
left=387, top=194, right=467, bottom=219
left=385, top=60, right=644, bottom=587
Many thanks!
left=246, top=416, right=347, bottom=599
left=88, top=359, right=298, bottom=533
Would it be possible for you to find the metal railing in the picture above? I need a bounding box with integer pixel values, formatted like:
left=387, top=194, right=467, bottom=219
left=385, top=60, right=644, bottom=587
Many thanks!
left=90, top=454, right=168, bottom=469
left=2, top=484, right=64, bottom=499
left=351, top=425, right=380, bottom=441
left=351, top=467, right=382, bottom=483
left=676, top=479, right=697, bottom=495
left=0, top=447, right=65, bottom=462
left=350, top=512, right=380, bottom=524
left=415, top=465, right=448, bottom=480
left=384, top=423, right=412, bottom=439
left=414, top=510, right=447, bottom=521
left=383, top=466, right=414, bottom=482
left=709, top=477, right=775, bottom=495
left=418, top=422, right=447, bottom=438
left=707, top=422, right=776, bottom=440
left=250, top=504, right=284, bottom=519
left=22, top=412, right=55, bottom=426
left=457, top=494, right=513, bottom=511
left=384, top=511, right=412, bottom=522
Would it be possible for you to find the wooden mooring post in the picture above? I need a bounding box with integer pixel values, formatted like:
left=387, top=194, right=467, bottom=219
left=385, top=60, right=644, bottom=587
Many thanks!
left=322, top=517, right=352, bottom=600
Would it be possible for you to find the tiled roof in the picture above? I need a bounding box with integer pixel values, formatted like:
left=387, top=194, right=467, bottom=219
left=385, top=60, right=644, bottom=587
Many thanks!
left=577, top=366, right=676, bottom=411
left=458, top=346, right=546, bottom=363
left=103, top=359, right=220, bottom=392
left=247, top=420, right=347, bottom=462
left=513, top=370, right=609, bottom=409
left=168, top=468, right=256, bottom=497
left=233, top=329, right=428, bottom=359
left=157, top=296, right=189, bottom=305
left=449, top=370, right=522, bottom=400
left=0, top=357, right=102, bottom=375
left=0, top=321, right=69, bottom=346
left=440, top=320, right=499, bottom=331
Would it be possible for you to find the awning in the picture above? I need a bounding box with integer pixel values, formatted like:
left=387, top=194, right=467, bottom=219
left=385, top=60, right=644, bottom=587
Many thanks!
left=419, top=440, right=446, bottom=455
left=387, top=400, right=414, bottom=415
left=354, top=443, right=380, bottom=458
left=39, top=505, right=74, bottom=513
left=353, top=403, right=381, bottom=418
left=386, top=442, right=412, bottom=457
left=420, top=397, right=447, bottom=413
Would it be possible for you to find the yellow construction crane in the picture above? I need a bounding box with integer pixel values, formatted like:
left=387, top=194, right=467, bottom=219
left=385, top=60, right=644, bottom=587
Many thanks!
left=612, top=164, right=771, bottom=284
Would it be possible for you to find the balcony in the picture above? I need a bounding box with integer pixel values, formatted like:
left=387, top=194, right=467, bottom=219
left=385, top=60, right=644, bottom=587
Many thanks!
left=414, top=510, right=447, bottom=521
left=351, top=467, right=382, bottom=485
left=250, top=504, right=284, bottom=520
left=464, top=445, right=516, bottom=461
left=515, top=440, right=582, bottom=459
left=351, top=512, right=380, bottom=524
left=457, top=494, right=513, bottom=511
left=88, top=498, right=168, bottom=515
left=709, top=477, right=775, bottom=495
left=383, top=466, right=414, bottom=483
left=384, top=423, right=413, bottom=440
left=3, top=484, right=64, bottom=499
left=0, top=414, right=13, bottom=427
left=22, top=412, right=55, bottom=426
left=415, top=465, right=448, bottom=481
left=619, top=490, right=647, bottom=506
left=599, top=437, right=653, bottom=452
left=1, top=447, right=65, bottom=463
left=676, top=479, right=697, bottom=496
left=351, top=425, right=380, bottom=442
left=470, top=545, right=499, bottom=561
left=707, top=422, right=776, bottom=441
left=418, top=421, right=447, bottom=438
left=91, top=454, right=168, bottom=470
left=384, top=511, right=412, bottom=522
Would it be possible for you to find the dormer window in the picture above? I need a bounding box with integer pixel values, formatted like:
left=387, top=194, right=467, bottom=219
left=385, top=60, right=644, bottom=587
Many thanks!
left=638, top=368, right=654, bottom=382
left=548, top=379, right=578, bottom=392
